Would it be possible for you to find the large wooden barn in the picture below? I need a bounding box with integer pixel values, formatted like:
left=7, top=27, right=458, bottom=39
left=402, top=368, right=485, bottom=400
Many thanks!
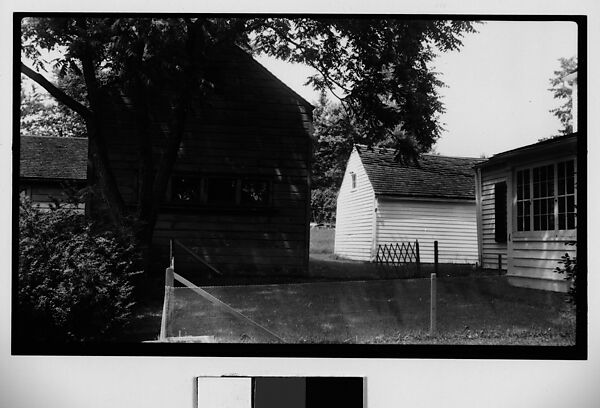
left=334, top=145, right=484, bottom=264
left=474, top=133, right=578, bottom=291
left=20, top=45, right=314, bottom=278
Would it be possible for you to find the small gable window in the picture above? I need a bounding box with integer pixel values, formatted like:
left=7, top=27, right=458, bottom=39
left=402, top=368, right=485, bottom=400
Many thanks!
left=350, top=172, right=357, bottom=189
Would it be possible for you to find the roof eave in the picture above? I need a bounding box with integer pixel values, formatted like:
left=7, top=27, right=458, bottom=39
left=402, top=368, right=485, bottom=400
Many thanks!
left=376, top=193, right=475, bottom=202
left=474, top=133, right=578, bottom=169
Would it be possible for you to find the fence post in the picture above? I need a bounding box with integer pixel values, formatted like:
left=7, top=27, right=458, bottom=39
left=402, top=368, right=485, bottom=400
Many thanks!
left=169, top=238, right=174, bottom=268
left=415, top=240, right=421, bottom=274
left=430, top=273, right=437, bottom=336
left=159, top=265, right=175, bottom=341
left=434, top=240, right=439, bottom=275
left=498, top=254, right=502, bottom=273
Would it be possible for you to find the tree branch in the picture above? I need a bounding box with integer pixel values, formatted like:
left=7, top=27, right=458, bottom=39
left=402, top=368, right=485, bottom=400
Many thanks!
left=20, top=62, right=92, bottom=120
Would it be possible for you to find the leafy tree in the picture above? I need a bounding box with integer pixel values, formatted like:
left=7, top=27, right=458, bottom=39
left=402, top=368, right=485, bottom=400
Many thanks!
left=311, top=93, right=361, bottom=191
left=21, top=17, right=477, bottom=271
left=21, top=75, right=87, bottom=138
left=310, top=93, right=426, bottom=223
left=549, top=56, right=577, bottom=135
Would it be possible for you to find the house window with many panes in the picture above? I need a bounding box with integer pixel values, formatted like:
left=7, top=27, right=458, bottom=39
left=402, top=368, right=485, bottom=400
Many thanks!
left=170, top=174, right=271, bottom=208
left=515, top=159, right=576, bottom=232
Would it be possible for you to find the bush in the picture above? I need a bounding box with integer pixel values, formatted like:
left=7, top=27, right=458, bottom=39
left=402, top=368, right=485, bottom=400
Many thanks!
left=17, top=195, right=141, bottom=342
left=311, top=187, right=337, bottom=225
left=555, top=241, right=577, bottom=303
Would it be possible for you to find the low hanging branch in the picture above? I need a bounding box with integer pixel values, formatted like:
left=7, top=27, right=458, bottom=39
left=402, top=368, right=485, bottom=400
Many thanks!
left=20, top=63, right=91, bottom=120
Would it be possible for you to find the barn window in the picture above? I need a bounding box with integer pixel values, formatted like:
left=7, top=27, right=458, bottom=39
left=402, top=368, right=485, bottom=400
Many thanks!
left=494, top=182, right=507, bottom=242
left=240, top=179, right=270, bottom=206
left=171, top=176, right=204, bottom=202
left=350, top=172, right=357, bottom=189
left=515, top=159, right=576, bottom=232
left=206, top=177, right=238, bottom=205
left=170, top=174, right=271, bottom=208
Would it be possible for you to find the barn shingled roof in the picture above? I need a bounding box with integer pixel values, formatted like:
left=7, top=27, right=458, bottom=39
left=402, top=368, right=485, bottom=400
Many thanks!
left=355, top=145, right=484, bottom=200
left=20, top=136, right=88, bottom=180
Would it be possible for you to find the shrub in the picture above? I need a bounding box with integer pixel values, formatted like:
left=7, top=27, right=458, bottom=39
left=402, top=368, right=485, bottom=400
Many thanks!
left=555, top=241, right=577, bottom=303
left=17, top=195, right=141, bottom=342
left=311, top=187, right=337, bottom=225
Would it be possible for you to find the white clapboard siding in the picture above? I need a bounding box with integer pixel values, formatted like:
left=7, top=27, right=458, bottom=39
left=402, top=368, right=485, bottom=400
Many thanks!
left=479, top=167, right=508, bottom=269
left=511, top=234, right=576, bottom=280
left=376, top=199, right=478, bottom=264
left=334, top=149, right=375, bottom=261
left=24, top=184, right=85, bottom=213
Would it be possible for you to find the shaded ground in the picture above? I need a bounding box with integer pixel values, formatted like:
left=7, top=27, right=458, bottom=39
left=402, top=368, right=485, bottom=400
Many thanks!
left=164, top=276, right=575, bottom=345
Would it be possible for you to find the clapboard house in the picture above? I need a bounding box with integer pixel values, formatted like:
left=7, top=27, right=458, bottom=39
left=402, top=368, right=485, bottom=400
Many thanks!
left=19, top=136, right=88, bottom=211
left=21, top=45, right=314, bottom=277
left=334, top=145, right=484, bottom=264
left=474, top=133, right=578, bottom=291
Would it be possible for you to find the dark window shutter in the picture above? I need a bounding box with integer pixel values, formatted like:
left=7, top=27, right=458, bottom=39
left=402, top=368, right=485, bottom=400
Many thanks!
left=494, top=182, right=507, bottom=243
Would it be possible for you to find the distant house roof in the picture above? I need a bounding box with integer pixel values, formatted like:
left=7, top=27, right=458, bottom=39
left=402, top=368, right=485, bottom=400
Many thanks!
left=474, top=133, right=577, bottom=169
left=355, top=145, right=484, bottom=200
left=20, top=136, right=88, bottom=181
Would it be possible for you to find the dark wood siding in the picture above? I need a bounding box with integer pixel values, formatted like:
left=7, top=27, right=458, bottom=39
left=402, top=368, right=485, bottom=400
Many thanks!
left=101, top=46, right=312, bottom=277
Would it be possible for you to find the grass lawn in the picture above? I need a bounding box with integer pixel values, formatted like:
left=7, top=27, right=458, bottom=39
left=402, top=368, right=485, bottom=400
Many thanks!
left=309, top=227, right=335, bottom=254
left=123, top=226, right=575, bottom=345
left=164, top=276, right=575, bottom=345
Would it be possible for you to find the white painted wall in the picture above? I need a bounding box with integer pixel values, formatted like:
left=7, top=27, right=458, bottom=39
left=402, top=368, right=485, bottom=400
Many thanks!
left=376, top=199, right=479, bottom=264
left=509, top=158, right=577, bottom=283
left=478, top=167, right=508, bottom=269
left=478, top=156, right=577, bottom=285
left=334, top=149, right=375, bottom=261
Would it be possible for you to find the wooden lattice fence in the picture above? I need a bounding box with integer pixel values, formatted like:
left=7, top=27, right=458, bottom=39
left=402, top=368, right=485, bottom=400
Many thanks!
left=375, top=241, right=421, bottom=276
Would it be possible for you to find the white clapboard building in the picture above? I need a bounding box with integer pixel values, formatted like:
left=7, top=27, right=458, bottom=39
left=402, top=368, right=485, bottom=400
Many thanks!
left=334, top=145, right=484, bottom=264
left=474, top=133, right=578, bottom=292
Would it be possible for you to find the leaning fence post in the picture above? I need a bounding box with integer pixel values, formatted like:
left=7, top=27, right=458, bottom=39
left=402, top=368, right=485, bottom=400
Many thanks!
left=434, top=240, right=439, bottom=275
left=430, top=273, right=437, bottom=336
left=159, top=265, right=175, bottom=341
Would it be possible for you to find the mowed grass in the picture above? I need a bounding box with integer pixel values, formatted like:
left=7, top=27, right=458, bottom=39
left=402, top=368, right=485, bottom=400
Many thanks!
left=309, top=227, right=336, bottom=254
left=126, top=226, right=575, bottom=345
left=165, top=276, right=575, bottom=345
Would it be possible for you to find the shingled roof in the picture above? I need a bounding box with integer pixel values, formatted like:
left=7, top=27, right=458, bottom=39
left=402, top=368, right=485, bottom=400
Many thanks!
left=355, top=145, right=484, bottom=200
left=20, top=136, right=88, bottom=181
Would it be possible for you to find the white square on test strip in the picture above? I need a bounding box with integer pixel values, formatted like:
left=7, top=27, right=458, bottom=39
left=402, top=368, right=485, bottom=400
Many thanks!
left=197, top=377, right=252, bottom=408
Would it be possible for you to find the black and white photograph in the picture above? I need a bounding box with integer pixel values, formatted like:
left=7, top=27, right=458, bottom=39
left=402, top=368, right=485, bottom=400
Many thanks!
left=13, top=15, right=585, bottom=354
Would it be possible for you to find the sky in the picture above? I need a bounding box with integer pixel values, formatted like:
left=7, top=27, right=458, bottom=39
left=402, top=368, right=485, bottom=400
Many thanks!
left=255, top=20, right=578, bottom=158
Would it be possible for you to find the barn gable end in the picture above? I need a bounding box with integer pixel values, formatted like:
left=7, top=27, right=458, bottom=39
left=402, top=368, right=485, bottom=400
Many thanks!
left=20, top=45, right=314, bottom=279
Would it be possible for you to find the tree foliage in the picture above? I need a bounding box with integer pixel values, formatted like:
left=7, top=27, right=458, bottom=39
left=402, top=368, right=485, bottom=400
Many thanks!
left=18, top=195, right=140, bottom=342
left=21, top=17, right=477, bottom=268
left=20, top=74, right=87, bottom=138
left=549, top=56, right=577, bottom=135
